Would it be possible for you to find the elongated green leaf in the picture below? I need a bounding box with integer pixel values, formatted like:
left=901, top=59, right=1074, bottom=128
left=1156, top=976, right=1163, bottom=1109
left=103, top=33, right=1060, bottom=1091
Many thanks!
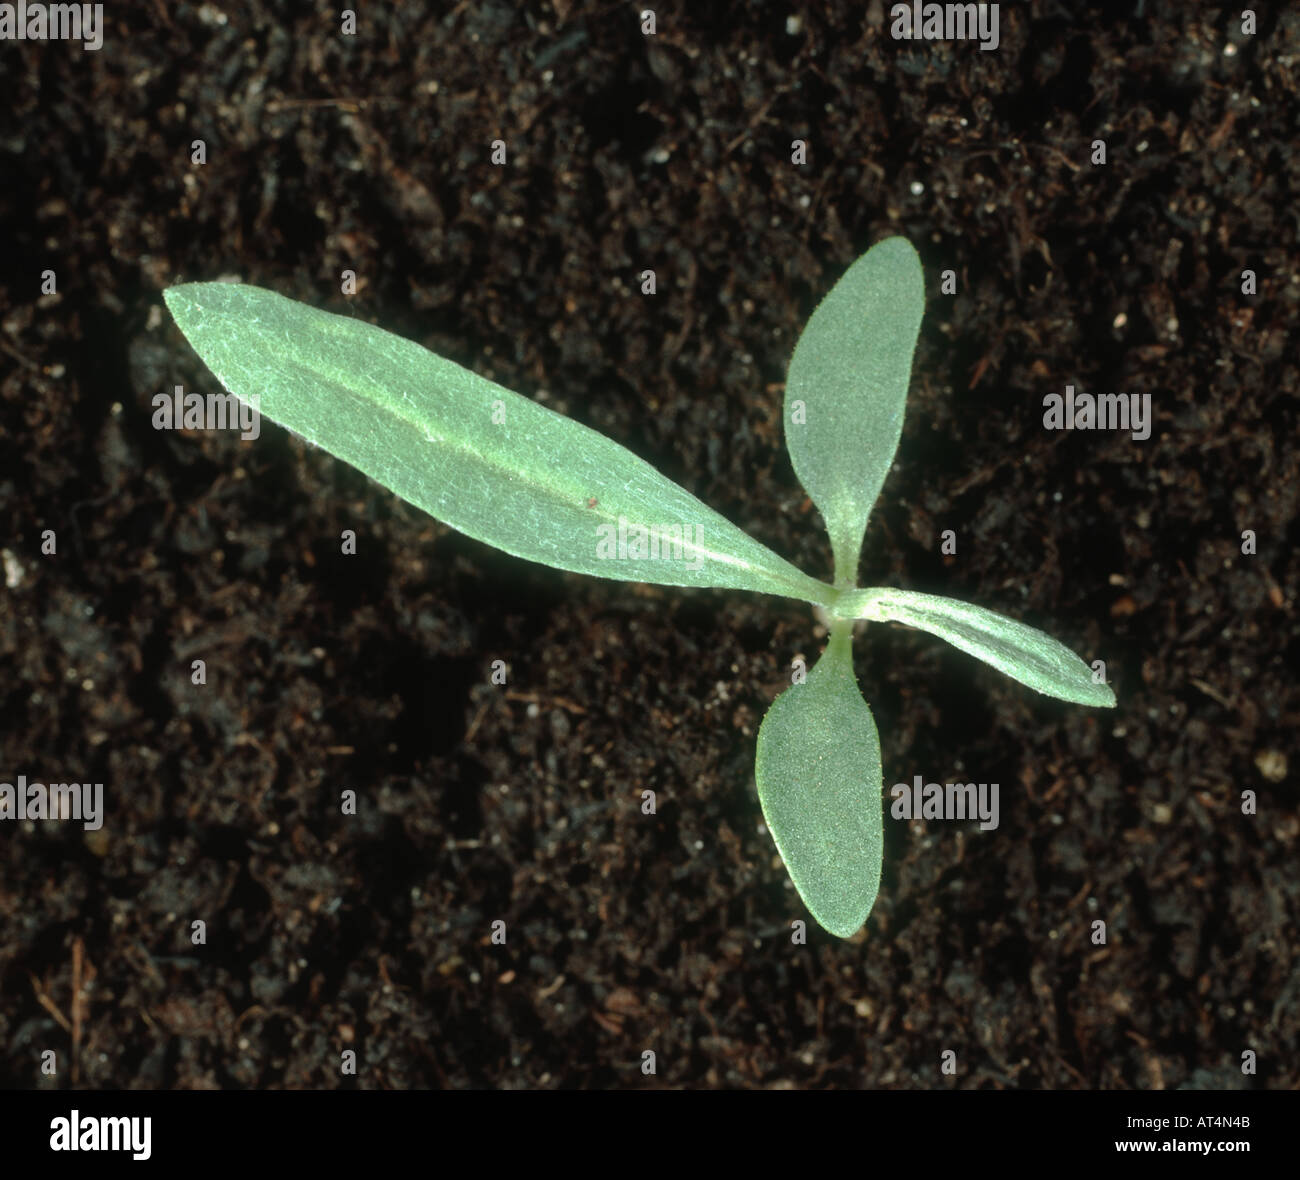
left=844, top=587, right=1116, bottom=707
left=163, top=282, right=833, bottom=606
left=755, top=629, right=883, bottom=939
left=784, top=237, right=924, bottom=583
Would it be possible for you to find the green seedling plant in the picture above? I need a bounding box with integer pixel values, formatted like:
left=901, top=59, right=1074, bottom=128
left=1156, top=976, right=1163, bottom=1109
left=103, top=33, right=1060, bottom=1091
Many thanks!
left=164, top=236, right=1115, bottom=940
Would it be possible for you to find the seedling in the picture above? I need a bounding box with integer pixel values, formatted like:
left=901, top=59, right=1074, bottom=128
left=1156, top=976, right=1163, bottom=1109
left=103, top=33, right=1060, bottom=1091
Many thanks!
left=164, top=237, right=1114, bottom=939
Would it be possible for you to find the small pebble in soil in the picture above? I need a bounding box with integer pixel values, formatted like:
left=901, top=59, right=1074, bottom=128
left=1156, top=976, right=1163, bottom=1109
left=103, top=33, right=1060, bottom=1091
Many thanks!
left=1254, top=749, right=1286, bottom=782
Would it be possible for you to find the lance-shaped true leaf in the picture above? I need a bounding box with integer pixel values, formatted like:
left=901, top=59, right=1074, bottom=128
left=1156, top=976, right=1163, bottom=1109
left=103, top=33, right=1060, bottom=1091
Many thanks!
left=163, top=282, right=835, bottom=607
left=755, top=630, right=884, bottom=938
left=783, top=237, right=924, bottom=583
left=843, top=586, right=1116, bottom=707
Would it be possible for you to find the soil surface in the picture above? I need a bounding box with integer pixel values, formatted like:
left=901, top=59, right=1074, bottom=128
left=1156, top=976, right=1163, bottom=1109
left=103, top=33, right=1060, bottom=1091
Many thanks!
left=1, top=2, right=1297, bottom=1089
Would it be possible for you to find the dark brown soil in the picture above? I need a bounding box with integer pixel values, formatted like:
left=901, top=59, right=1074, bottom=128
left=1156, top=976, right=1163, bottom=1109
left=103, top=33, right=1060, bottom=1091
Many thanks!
left=1, top=2, right=1297, bottom=1089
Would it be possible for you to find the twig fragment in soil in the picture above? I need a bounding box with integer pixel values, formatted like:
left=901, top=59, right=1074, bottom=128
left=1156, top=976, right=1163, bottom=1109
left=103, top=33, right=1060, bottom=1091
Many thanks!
left=71, top=937, right=84, bottom=1084
left=29, top=972, right=71, bottom=1033
left=1190, top=678, right=1234, bottom=710
left=504, top=691, right=588, bottom=715
left=264, top=97, right=401, bottom=113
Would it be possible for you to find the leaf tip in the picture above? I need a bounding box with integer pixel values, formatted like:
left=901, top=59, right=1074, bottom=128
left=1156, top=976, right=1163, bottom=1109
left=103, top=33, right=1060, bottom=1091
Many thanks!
left=162, top=283, right=203, bottom=329
left=820, top=911, right=868, bottom=940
